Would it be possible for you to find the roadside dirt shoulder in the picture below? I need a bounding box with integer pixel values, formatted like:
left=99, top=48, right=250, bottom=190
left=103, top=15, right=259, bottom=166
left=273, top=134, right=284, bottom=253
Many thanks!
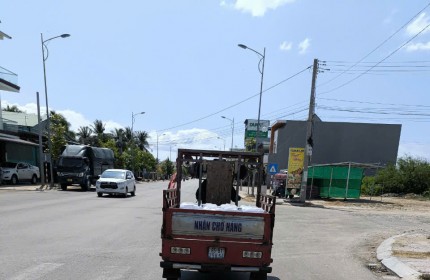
left=308, top=196, right=430, bottom=278
left=308, top=196, right=430, bottom=216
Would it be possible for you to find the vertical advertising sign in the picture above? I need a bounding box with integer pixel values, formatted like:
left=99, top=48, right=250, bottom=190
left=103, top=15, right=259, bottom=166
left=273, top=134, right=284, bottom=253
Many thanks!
left=287, top=148, right=305, bottom=191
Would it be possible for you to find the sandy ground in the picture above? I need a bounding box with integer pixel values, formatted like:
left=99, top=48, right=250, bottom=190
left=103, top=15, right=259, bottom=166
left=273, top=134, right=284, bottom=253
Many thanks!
left=307, top=196, right=430, bottom=215
left=306, top=196, right=430, bottom=278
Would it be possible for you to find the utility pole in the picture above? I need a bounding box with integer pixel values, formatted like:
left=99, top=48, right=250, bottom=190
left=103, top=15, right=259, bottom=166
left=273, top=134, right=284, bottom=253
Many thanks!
left=299, top=58, right=319, bottom=203
left=36, top=92, right=45, bottom=186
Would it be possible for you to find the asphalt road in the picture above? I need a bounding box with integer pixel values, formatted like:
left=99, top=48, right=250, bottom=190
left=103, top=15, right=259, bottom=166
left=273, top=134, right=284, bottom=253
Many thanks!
left=1, top=179, right=429, bottom=280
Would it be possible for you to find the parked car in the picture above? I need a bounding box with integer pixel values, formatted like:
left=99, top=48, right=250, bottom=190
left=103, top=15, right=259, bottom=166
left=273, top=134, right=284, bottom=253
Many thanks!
left=1, top=162, right=40, bottom=185
left=95, top=169, right=136, bottom=198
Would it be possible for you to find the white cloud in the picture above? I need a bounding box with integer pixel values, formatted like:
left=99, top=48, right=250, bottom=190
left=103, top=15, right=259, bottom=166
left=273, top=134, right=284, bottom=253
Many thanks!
left=1, top=101, right=39, bottom=115
left=55, top=109, right=92, bottom=131
left=221, top=0, right=295, bottom=17
left=1, top=100, right=124, bottom=132
left=398, top=142, right=430, bottom=161
left=406, top=12, right=430, bottom=36
left=405, top=41, right=430, bottom=51
left=298, top=38, right=311, bottom=54
left=148, top=128, right=224, bottom=160
left=1, top=101, right=229, bottom=160
left=279, top=41, right=292, bottom=51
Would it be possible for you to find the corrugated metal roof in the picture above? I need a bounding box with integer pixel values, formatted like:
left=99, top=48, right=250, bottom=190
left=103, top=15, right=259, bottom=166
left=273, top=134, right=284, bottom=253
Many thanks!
left=0, top=136, right=39, bottom=147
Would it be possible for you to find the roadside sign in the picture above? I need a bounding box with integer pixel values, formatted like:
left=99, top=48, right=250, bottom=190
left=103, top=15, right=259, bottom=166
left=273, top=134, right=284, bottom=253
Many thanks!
left=268, top=163, right=278, bottom=175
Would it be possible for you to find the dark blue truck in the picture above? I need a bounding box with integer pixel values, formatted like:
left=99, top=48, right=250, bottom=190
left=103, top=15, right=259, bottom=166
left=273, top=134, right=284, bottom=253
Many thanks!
left=57, top=145, right=114, bottom=191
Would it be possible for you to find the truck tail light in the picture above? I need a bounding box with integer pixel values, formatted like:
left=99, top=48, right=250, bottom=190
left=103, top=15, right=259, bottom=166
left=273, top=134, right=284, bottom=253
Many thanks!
left=171, top=247, right=191, bottom=255
left=242, top=251, right=262, bottom=259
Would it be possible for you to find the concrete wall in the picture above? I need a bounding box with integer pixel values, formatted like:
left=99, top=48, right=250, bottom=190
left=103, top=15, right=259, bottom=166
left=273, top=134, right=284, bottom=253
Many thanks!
left=268, top=120, right=401, bottom=170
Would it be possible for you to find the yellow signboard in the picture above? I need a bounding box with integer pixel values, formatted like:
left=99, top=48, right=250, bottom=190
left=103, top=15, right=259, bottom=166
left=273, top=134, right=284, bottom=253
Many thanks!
left=287, top=148, right=304, bottom=189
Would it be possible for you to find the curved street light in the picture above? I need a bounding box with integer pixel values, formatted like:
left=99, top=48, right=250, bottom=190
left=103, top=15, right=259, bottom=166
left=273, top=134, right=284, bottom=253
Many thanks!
left=238, top=43, right=265, bottom=152
left=41, top=33, right=70, bottom=188
left=221, top=116, right=234, bottom=150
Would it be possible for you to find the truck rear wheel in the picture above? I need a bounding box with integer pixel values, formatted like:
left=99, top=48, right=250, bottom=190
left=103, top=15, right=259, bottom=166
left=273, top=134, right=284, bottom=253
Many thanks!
left=250, top=272, right=267, bottom=280
left=61, top=184, right=67, bottom=191
left=80, top=177, right=91, bottom=191
left=162, top=268, right=180, bottom=280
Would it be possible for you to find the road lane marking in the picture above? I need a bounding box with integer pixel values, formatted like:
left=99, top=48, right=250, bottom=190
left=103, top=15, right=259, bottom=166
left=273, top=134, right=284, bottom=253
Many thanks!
left=93, top=265, right=131, bottom=280
left=9, top=263, right=63, bottom=280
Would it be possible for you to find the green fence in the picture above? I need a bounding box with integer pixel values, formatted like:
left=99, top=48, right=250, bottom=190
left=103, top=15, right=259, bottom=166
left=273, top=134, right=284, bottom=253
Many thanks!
left=308, top=165, right=364, bottom=199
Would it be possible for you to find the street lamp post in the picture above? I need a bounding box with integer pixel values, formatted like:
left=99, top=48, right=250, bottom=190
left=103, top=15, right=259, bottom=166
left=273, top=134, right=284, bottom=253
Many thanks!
left=238, top=44, right=265, bottom=152
left=221, top=116, right=234, bottom=150
left=36, top=92, right=45, bottom=186
left=156, top=132, right=166, bottom=162
left=41, top=33, right=70, bottom=188
left=131, top=111, right=145, bottom=175
left=217, top=137, right=226, bottom=151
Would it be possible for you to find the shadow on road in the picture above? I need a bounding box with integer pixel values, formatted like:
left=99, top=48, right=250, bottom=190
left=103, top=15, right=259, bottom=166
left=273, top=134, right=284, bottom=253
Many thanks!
left=180, top=271, right=280, bottom=280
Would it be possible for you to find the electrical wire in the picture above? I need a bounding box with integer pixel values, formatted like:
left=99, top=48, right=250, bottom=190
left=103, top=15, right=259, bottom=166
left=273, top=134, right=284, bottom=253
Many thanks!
left=317, top=1, right=430, bottom=88
left=319, top=20, right=430, bottom=95
left=158, top=65, right=312, bottom=132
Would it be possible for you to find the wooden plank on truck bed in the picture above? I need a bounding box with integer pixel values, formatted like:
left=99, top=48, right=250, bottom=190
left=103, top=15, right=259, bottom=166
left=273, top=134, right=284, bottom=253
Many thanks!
left=206, top=161, right=233, bottom=205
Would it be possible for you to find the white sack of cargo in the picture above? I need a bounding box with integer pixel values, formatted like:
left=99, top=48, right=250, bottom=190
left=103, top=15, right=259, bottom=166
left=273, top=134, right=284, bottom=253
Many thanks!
left=240, top=205, right=265, bottom=213
left=180, top=202, right=202, bottom=210
left=180, top=202, right=264, bottom=213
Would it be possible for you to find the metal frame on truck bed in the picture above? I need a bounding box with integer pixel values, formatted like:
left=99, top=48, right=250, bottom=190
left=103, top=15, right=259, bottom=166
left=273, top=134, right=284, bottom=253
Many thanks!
left=160, top=149, right=276, bottom=280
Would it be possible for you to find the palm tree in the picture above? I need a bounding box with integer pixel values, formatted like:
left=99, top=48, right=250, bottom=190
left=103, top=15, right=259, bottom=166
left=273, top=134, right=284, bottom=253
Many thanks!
left=124, top=127, right=133, bottom=143
left=91, top=119, right=106, bottom=145
left=111, top=128, right=125, bottom=154
left=77, top=126, right=93, bottom=145
left=136, top=131, right=149, bottom=151
left=91, top=119, right=105, bottom=135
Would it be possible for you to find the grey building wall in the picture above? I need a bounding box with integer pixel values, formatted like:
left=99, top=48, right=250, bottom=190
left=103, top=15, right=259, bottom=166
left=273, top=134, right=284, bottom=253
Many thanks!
left=268, top=120, right=401, bottom=170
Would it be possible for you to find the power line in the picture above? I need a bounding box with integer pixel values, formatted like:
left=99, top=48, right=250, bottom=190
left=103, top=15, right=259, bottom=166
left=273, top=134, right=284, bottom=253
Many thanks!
left=319, top=20, right=430, bottom=95
left=317, top=1, right=430, bottom=88
left=158, top=65, right=312, bottom=132
left=318, top=105, right=430, bottom=116
left=318, top=97, right=430, bottom=108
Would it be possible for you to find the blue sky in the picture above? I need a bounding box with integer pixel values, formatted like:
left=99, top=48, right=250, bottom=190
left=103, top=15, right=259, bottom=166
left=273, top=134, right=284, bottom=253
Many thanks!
left=1, top=0, right=430, bottom=161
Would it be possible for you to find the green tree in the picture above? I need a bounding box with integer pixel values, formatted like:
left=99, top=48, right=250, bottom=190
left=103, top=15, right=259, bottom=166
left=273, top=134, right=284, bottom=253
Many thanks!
left=76, top=126, right=93, bottom=145
left=91, top=119, right=106, bottom=145
left=141, top=151, right=157, bottom=172
left=124, top=127, right=133, bottom=143
left=110, top=128, right=125, bottom=154
left=375, top=156, right=430, bottom=195
left=135, top=131, right=149, bottom=151
left=2, top=105, right=23, bottom=112
left=245, top=138, right=256, bottom=152
left=159, top=158, right=175, bottom=177
left=50, top=113, right=67, bottom=160
left=50, top=111, right=75, bottom=142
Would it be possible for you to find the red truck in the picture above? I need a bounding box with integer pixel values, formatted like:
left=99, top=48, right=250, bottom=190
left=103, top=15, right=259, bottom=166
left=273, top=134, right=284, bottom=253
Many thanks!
left=160, top=149, right=276, bottom=280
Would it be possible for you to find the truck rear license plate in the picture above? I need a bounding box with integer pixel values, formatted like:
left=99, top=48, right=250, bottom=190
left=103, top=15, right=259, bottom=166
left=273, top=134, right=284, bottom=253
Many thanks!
left=208, top=247, right=225, bottom=259
left=67, top=179, right=72, bottom=182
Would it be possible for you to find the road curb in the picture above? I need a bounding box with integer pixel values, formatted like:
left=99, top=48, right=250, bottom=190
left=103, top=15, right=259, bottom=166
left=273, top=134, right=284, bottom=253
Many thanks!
left=377, top=233, right=422, bottom=279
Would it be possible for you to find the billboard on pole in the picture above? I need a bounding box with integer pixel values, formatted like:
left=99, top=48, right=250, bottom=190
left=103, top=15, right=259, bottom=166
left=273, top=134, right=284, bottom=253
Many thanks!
left=287, top=148, right=305, bottom=190
left=244, top=119, right=270, bottom=139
